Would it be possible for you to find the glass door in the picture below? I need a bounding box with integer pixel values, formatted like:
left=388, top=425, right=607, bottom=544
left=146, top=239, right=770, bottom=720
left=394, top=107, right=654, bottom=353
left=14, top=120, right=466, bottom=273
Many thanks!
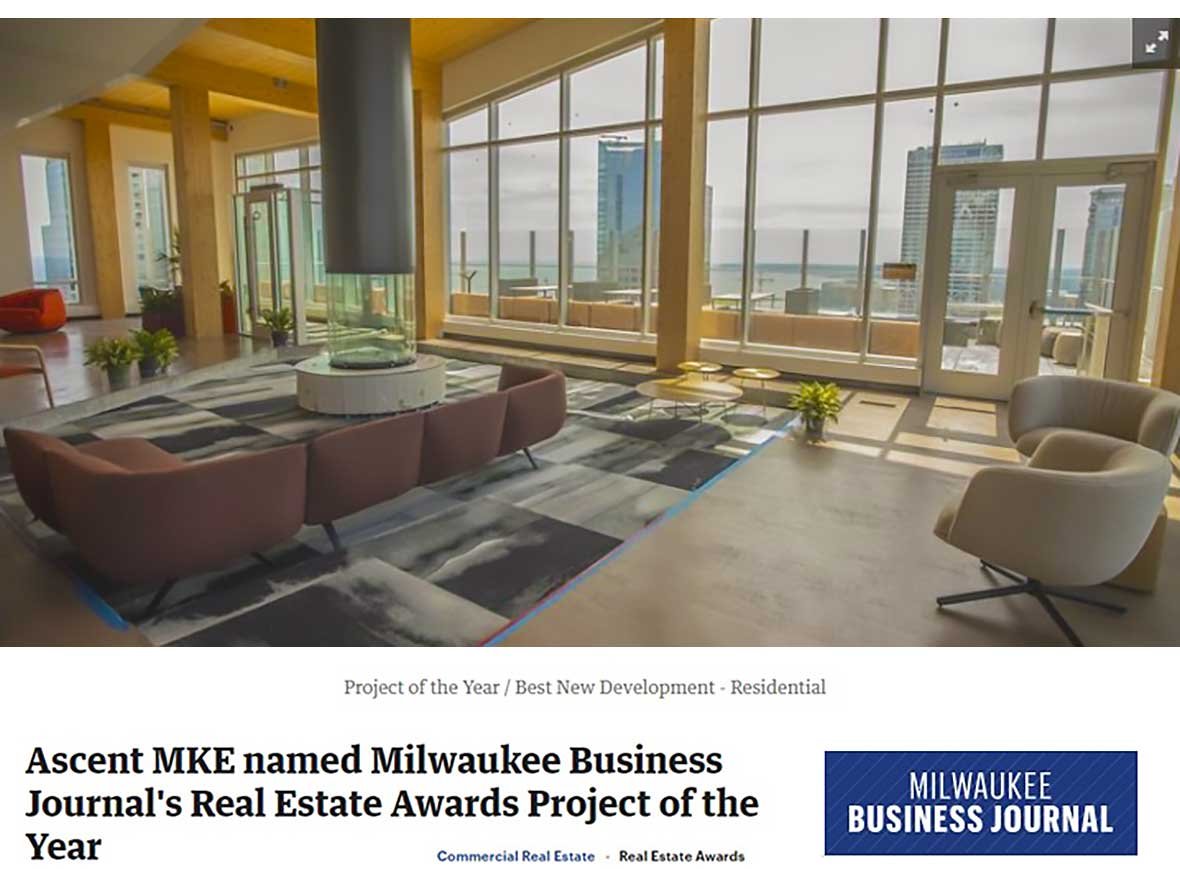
left=1019, top=163, right=1152, bottom=383
left=243, top=193, right=277, bottom=339
left=233, top=187, right=313, bottom=343
left=922, top=160, right=1152, bottom=398
left=922, top=172, right=1034, bottom=399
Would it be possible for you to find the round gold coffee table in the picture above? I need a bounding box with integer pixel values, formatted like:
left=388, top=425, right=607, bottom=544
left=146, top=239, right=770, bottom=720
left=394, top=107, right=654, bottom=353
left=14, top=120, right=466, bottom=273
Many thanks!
left=676, top=360, right=723, bottom=381
left=637, top=377, right=742, bottom=421
left=733, top=367, right=781, bottom=419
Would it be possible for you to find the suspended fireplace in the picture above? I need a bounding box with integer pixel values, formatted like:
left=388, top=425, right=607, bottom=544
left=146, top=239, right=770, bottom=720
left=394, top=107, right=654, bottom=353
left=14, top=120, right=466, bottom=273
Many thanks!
left=295, top=18, right=445, bottom=413
left=318, top=17, right=416, bottom=370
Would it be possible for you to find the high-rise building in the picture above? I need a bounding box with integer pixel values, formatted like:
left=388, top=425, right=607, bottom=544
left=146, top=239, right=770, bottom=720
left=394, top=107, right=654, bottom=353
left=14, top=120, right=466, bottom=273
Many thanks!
left=40, top=158, right=75, bottom=285
left=130, top=167, right=172, bottom=287
left=898, top=142, right=1004, bottom=315
left=1080, top=186, right=1124, bottom=307
left=595, top=136, right=710, bottom=293
left=595, top=137, right=652, bottom=287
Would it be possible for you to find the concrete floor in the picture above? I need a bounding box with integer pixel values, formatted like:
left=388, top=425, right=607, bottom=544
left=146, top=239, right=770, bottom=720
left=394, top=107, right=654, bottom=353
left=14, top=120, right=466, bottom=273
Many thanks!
left=501, top=390, right=1180, bottom=646
left=1, top=317, right=266, bottom=424
left=0, top=517, right=147, bottom=646
left=2, top=337, right=1177, bottom=647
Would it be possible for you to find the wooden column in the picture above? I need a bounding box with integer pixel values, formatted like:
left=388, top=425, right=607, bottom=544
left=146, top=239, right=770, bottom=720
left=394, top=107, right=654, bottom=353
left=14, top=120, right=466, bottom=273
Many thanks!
left=413, top=63, right=445, bottom=341
left=81, top=119, right=126, bottom=319
left=1153, top=170, right=1180, bottom=393
left=169, top=84, right=222, bottom=338
left=655, top=18, right=710, bottom=371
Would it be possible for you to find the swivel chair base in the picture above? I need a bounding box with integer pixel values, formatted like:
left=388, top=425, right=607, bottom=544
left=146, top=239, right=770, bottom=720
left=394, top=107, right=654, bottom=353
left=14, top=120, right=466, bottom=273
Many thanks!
left=936, top=561, right=1126, bottom=647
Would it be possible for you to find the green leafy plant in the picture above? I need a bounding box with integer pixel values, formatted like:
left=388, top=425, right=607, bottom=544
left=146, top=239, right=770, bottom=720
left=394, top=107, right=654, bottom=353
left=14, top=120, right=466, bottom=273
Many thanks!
left=788, top=381, right=842, bottom=425
left=83, top=337, right=141, bottom=371
left=131, top=328, right=179, bottom=368
left=261, top=307, right=295, bottom=334
left=138, top=285, right=181, bottom=314
left=155, top=228, right=183, bottom=287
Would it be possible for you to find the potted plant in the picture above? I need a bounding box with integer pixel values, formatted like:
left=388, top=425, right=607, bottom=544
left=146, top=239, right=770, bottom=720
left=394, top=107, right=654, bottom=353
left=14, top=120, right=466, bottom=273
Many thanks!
left=156, top=228, right=183, bottom=289
left=132, top=328, right=179, bottom=379
left=219, top=280, right=238, bottom=335
left=139, top=285, right=186, bottom=337
left=788, top=381, right=842, bottom=440
left=261, top=307, right=295, bottom=347
left=84, top=337, right=141, bottom=390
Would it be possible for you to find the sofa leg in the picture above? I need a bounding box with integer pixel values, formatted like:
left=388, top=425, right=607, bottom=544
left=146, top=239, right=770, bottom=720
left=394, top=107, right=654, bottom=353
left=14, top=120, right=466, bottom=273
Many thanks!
left=522, top=447, right=539, bottom=470
left=323, top=522, right=344, bottom=553
left=136, top=578, right=178, bottom=623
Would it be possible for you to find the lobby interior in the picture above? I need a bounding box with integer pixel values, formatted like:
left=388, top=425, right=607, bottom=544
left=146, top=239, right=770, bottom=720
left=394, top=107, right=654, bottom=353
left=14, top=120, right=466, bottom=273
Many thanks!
left=2, top=18, right=1179, bottom=647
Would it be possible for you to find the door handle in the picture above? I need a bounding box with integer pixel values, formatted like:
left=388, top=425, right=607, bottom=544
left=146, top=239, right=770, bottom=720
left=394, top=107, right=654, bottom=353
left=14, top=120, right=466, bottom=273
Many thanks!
left=1028, top=300, right=1044, bottom=317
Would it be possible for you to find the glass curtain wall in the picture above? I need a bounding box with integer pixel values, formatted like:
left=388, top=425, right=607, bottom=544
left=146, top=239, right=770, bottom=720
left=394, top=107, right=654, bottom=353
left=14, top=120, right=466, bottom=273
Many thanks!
left=235, top=144, right=324, bottom=282
left=702, top=18, right=1169, bottom=369
left=442, top=31, right=664, bottom=336
left=233, top=144, right=326, bottom=327
left=128, top=165, right=173, bottom=290
left=19, top=155, right=81, bottom=304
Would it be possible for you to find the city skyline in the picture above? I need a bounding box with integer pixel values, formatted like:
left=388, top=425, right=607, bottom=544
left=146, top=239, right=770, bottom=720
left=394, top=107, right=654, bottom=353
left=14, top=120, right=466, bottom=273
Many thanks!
left=21, top=154, right=78, bottom=303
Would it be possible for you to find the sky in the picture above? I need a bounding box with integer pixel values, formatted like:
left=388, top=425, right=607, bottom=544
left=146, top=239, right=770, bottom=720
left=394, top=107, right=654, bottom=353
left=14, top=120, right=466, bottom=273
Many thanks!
left=446, top=18, right=1161, bottom=276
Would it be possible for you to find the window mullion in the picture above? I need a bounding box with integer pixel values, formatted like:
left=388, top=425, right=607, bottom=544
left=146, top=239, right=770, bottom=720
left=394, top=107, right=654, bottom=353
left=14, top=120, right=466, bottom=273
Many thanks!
left=1036, top=19, right=1056, bottom=160
left=740, top=19, right=762, bottom=348
left=859, top=19, right=888, bottom=361
left=488, top=105, right=500, bottom=321
left=558, top=71, right=572, bottom=328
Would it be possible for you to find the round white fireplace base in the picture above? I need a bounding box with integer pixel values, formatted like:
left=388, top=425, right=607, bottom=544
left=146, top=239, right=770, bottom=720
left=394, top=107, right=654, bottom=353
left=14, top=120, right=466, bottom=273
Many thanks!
left=295, top=353, right=447, bottom=415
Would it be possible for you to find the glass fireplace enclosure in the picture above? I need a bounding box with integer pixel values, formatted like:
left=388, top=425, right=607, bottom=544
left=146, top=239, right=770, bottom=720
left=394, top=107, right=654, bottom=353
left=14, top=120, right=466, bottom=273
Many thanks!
left=324, top=273, right=417, bottom=368
left=232, top=186, right=316, bottom=343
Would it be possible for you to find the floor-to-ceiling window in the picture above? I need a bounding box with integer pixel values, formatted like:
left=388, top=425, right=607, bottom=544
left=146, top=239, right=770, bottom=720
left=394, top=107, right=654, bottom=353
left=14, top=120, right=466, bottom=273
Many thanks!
left=704, top=18, right=1172, bottom=380
left=442, top=28, right=664, bottom=338
left=1142, top=77, right=1180, bottom=383
left=127, top=165, right=173, bottom=290
left=19, top=154, right=81, bottom=305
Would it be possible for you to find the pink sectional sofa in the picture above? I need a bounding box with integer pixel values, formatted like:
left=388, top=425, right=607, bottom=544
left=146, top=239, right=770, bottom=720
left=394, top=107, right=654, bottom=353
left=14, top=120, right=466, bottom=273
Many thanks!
left=4, top=364, right=567, bottom=609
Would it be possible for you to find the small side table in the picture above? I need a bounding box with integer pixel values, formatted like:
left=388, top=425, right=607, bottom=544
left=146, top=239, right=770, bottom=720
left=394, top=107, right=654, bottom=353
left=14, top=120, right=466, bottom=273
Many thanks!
left=676, top=360, right=723, bottom=382
left=733, top=367, right=781, bottom=420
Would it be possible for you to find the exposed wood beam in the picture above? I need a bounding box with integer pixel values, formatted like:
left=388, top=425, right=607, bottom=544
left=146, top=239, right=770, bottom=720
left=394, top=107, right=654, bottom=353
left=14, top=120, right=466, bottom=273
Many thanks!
left=81, top=120, right=127, bottom=319
left=170, top=85, right=223, bottom=338
left=59, top=100, right=228, bottom=140
left=204, top=19, right=439, bottom=93
left=414, top=67, right=444, bottom=340
left=655, top=19, right=710, bottom=371
left=150, top=52, right=318, bottom=117
left=206, top=18, right=315, bottom=59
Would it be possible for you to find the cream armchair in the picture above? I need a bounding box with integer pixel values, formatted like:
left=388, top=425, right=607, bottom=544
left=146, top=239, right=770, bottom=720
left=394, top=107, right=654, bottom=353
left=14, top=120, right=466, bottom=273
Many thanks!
left=1008, top=375, right=1180, bottom=458
left=933, top=430, right=1171, bottom=645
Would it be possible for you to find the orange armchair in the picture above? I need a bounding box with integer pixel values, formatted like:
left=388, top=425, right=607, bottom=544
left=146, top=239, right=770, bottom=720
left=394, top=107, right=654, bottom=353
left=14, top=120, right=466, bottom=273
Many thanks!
left=0, top=288, right=67, bottom=334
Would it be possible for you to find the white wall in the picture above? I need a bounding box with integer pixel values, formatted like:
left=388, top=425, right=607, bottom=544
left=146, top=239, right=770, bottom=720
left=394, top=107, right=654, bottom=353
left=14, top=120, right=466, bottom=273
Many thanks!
left=0, top=117, right=96, bottom=311
left=1, top=116, right=236, bottom=317
left=442, top=19, right=659, bottom=112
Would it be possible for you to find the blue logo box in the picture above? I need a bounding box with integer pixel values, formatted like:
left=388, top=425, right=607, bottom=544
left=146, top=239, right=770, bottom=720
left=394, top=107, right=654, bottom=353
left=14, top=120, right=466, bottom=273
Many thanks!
left=824, top=751, right=1137, bottom=856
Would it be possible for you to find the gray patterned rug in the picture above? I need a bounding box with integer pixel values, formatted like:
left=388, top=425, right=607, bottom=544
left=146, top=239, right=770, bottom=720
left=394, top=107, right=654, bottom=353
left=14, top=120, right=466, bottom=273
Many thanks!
left=0, top=357, right=794, bottom=646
